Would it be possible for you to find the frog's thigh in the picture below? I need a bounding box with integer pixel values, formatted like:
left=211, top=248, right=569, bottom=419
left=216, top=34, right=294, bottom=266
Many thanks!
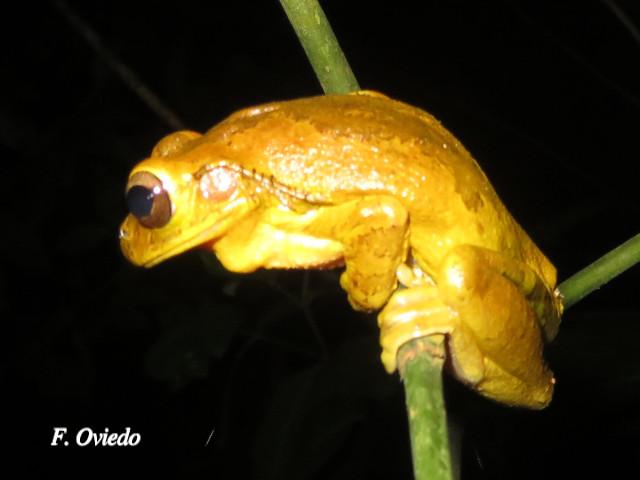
left=308, top=195, right=409, bottom=311
left=438, top=245, right=554, bottom=408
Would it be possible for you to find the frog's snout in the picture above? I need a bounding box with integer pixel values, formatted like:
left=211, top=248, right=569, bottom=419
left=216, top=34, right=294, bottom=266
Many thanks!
left=119, top=225, right=130, bottom=241
left=118, top=216, right=148, bottom=267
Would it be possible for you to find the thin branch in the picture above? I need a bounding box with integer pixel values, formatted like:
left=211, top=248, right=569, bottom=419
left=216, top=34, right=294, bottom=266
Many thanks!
left=52, top=0, right=186, bottom=130
left=279, top=2, right=452, bottom=479
left=279, top=0, right=360, bottom=94
left=601, top=0, right=640, bottom=47
left=558, top=233, right=640, bottom=309
left=399, top=336, right=453, bottom=480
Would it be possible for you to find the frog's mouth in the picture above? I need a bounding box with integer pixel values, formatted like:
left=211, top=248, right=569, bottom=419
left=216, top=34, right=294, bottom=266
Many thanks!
left=119, top=218, right=214, bottom=268
left=119, top=217, right=217, bottom=268
left=119, top=196, right=251, bottom=268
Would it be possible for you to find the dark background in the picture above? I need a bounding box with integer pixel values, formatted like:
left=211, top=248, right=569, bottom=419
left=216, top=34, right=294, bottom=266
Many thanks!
left=3, top=0, right=640, bottom=477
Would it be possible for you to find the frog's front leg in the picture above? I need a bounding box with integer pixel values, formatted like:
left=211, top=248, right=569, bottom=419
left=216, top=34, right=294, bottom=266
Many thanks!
left=379, top=245, right=560, bottom=408
left=213, top=195, right=409, bottom=311
left=306, top=195, right=410, bottom=311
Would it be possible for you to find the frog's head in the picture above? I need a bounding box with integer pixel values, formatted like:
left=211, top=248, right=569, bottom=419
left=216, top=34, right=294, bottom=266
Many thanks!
left=119, top=131, right=256, bottom=267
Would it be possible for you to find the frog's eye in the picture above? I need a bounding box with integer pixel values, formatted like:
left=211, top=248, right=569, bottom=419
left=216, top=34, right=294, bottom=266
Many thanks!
left=125, top=171, right=172, bottom=228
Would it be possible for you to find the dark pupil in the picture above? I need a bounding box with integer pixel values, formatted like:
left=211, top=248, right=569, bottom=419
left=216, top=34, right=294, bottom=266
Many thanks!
left=127, top=185, right=155, bottom=217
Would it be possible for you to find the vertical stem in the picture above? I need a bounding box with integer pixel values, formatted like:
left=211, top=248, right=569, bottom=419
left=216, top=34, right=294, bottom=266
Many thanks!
left=279, top=0, right=360, bottom=94
left=399, top=336, right=453, bottom=480
left=279, top=3, right=452, bottom=478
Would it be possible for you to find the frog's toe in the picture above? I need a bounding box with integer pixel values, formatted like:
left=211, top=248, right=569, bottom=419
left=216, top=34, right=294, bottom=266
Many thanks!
left=378, top=285, right=440, bottom=318
left=378, top=286, right=458, bottom=372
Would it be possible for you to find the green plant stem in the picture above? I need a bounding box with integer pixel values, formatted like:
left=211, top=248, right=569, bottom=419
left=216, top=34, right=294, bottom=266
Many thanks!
left=558, top=233, right=640, bottom=309
left=278, top=0, right=360, bottom=94
left=399, top=336, right=453, bottom=480
left=279, top=2, right=451, bottom=479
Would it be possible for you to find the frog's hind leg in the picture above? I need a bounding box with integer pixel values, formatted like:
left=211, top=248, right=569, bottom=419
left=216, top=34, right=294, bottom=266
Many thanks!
left=379, top=245, right=558, bottom=408
left=440, top=245, right=558, bottom=407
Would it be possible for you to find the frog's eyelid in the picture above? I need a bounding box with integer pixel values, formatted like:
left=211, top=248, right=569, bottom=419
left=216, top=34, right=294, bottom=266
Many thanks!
left=193, top=162, right=331, bottom=206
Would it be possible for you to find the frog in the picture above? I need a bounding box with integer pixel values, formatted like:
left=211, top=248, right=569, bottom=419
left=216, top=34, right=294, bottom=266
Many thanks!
left=120, top=90, right=563, bottom=409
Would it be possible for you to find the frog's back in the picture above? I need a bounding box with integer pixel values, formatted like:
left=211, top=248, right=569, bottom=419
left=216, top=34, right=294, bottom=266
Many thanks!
left=204, top=92, right=484, bottom=203
left=203, top=92, right=556, bottom=287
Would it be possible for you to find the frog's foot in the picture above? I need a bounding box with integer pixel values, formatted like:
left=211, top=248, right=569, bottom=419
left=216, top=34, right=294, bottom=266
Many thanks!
left=377, top=285, right=485, bottom=385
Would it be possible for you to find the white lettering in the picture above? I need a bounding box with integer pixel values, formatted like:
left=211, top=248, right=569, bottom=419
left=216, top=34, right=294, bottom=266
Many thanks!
left=106, top=433, right=117, bottom=446
left=76, top=427, right=93, bottom=447
left=74, top=427, right=141, bottom=446
left=51, top=427, right=67, bottom=446
left=129, top=432, right=141, bottom=446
